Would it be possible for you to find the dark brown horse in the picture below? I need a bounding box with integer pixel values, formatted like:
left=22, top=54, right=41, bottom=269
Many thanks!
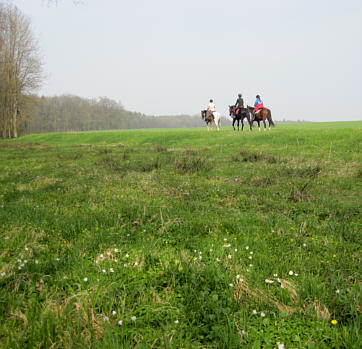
left=229, top=106, right=252, bottom=131
left=247, top=106, right=275, bottom=131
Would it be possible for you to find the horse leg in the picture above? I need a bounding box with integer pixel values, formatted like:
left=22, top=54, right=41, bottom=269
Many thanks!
left=237, top=119, right=240, bottom=131
left=258, top=121, right=261, bottom=132
left=241, top=119, right=244, bottom=131
left=263, top=119, right=267, bottom=131
left=232, top=119, right=236, bottom=131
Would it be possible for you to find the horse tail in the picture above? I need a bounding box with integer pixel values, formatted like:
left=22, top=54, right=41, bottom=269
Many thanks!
left=268, top=109, right=275, bottom=127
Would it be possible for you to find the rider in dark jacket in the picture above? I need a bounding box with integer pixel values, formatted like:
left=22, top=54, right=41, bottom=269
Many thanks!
left=235, top=93, right=244, bottom=108
left=234, top=94, right=244, bottom=115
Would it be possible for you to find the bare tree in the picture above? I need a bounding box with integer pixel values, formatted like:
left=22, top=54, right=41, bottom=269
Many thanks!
left=0, top=2, right=43, bottom=138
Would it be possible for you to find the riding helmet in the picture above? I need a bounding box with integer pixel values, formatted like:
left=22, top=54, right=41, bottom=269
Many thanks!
left=256, top=95, right=260, bottom=99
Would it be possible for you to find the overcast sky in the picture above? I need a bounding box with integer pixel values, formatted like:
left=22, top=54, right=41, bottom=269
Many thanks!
left=9, top=0, right=362, bottom=121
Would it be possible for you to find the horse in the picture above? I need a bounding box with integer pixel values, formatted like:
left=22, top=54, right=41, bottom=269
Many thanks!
left=201, top=110, right=221, bottom=131
left=228, top=105, right=252, bottom=131
left=247, top=106, right=275, bottom=131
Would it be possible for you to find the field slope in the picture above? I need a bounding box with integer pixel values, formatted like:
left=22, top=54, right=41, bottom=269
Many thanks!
left=0, top=122, right=361, bottom=348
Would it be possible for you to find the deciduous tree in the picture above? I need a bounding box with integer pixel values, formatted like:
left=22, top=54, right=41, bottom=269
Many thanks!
left=0, top=2, right=43, bottom=138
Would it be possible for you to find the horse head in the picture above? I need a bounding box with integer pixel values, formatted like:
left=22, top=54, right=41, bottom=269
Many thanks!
left=229, top=105, right=236, bottom=117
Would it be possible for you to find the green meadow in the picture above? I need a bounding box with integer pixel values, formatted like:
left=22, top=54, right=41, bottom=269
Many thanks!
left=0, top=122, right=361, bottom=348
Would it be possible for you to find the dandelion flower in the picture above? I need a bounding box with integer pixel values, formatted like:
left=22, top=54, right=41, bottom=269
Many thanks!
left=333, top=254, right=336, bottom=258
left=331, top=319, right=338, bottom=325
left=131, top=316, right=136, bottom=322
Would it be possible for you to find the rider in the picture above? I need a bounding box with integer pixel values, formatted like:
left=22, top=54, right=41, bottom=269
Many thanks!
left=254, top=95, right=264, bottom=113
left=234, top=93, right=244, bottom=115
left=207, top=99, right=216, bottom=119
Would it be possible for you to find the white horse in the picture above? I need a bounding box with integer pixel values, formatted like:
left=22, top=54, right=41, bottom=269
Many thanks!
left=201, top=110, right=221, bottom=131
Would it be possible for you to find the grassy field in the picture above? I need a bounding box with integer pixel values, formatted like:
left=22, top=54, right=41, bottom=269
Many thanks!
left=0, top=122, right=361, bottom=348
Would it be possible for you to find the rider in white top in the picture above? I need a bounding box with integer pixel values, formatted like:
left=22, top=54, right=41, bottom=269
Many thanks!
left=207, top=99, right=216, bottom=118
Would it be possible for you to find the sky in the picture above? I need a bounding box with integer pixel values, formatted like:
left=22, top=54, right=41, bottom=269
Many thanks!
left=8, top=0, right=362, bottom=121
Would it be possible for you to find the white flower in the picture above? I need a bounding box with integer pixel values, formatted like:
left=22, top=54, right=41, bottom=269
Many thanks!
left=249, top=264, right=253, bottom=267
left=174, top=319, right=179, bottom=324
left=271, top=229, right=275, bottom=232
left=131, top=316, right=136, bottom=322
left=336, top=289, right=340, bottom=294
left=109, top=268, right=114, bottom=273
left=224, top=238, right=227, bottom=241
left=118, top=320, right=123, bottom=326
left=294, top=273, right=298, bottom=276
left=199, top=251, right=202, bottom=255
left=234, top=248, right=238, bottom=252
left=0, top=272, right=5, bottom=277
left=216, top=258, right=221, bottom=262
left=252, top=310, right=257, bottom=315
left=55, top=258, right=60, bottom=262
left=246, top=269, right=250, bottom=272
left=228, top=254, right=232, bottom=259
left=245, top=246, right=249, bottom=250
left=260, top=312, right=266, bottom=317
left=223, top=244, right=231, bottom=248
left=24, top=260, right=28, bottom=264
left=114, top=259, right=118, bottom=263
left=114, top=248, right=118, bottom=252
left=229, top=283, right=234, bottom=287
left=125, top=254, right=129, bottom=258
left=277, top=343, right=285, bottom=349
left=281, top=284, right=285, bottom=288
left=289, top=270, right=294, bottom=276
left=100, top=254, right=104, bottom=258
left=265, top=279, right=274, bottom=284
left=95, top=260, right=99, bottom=264
left=25, top=247, right=29, bottom=251
left=236, top=274, right=241, bottom=280
left=303, top=243, right=307, bottom=247
left=249, top=251, right=253, bottom=255
left=273, top=273, right=278, bottom=277
left=35, top=260, right=39, bottom=264
left=102, top=269, right=106, bottom=273
left=241, top=330, right=247, bottom=335
left=134, top=261, right=139, bottom=266
left=83, top=277, right=88, bottom=282
left=106, top=251, right=111, bottom=256
left=103, top=316, right=109, bottom=321
left=209, top=248, right=213, bottom=252
left=112, top=311, right=116, bottom=316
left=248, top=256, right=253, bottom=260
left=194, top=250, right=197, bottom=253
left=198, top=256, right=202, bottom=260
left=123, top=264, right=128, bottom=267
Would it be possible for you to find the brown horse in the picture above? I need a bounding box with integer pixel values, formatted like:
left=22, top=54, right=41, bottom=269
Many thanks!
left=247, top=106, right=275, bottom=131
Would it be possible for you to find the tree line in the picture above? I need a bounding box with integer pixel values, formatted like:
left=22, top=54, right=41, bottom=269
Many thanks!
left=26, top=95, right=204, bottom=134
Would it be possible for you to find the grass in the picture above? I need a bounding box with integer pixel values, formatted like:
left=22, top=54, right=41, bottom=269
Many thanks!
left=0, top=121, right=361, bottom=348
